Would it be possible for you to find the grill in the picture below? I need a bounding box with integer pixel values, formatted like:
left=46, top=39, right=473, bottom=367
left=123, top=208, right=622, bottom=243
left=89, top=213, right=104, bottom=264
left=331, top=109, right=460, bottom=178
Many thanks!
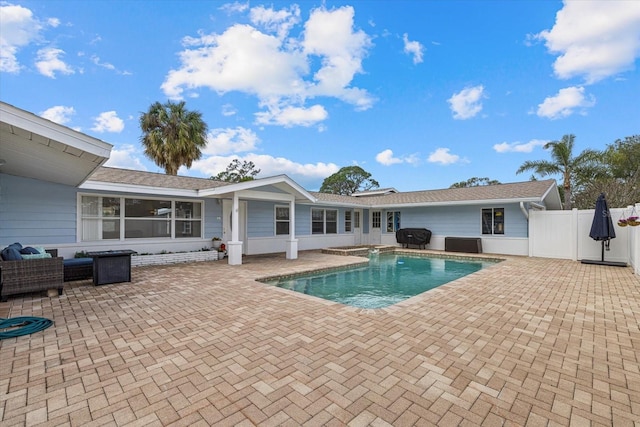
left=396, top=228, right=432, bottom=249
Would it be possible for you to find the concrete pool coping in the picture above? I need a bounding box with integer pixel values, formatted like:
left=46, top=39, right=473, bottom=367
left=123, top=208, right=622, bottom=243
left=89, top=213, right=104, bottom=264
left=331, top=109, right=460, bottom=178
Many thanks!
left=1, top=249, right=639, bottom=425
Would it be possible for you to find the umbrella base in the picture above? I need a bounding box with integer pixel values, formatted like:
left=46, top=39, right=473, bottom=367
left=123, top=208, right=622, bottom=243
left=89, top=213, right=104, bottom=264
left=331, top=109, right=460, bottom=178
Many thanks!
left=580, top=259, right=627, bottom=267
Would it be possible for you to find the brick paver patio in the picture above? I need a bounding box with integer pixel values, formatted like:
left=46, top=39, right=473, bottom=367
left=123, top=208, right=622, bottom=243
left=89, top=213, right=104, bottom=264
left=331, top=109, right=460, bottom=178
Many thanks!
left=1, top=250, right=639, bottom=426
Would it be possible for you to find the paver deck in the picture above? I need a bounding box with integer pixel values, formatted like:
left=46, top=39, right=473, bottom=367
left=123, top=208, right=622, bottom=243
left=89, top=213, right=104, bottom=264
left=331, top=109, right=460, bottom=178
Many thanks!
left=1, top=250, right=639, bottom=426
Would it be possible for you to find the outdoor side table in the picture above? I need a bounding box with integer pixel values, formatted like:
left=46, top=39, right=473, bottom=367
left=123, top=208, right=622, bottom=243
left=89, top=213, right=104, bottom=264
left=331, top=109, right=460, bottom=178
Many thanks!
left=86, top=250, right=136, bottom=285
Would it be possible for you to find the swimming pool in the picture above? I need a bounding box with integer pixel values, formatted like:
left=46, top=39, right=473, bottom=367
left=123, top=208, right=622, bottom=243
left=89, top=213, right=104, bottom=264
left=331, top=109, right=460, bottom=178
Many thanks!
left=263, top=253, right=498, bottom=309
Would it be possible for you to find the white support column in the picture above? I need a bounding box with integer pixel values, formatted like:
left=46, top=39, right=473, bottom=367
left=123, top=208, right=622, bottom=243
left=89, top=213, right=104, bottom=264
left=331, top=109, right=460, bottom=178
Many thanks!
left=286, top=198, right=298, bottom=259
left=228, top=192, right=243, bottom=265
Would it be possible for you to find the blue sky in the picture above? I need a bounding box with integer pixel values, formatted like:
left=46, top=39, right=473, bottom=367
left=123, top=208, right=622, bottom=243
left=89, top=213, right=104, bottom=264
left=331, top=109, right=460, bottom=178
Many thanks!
left=1, top=1, right=639, bottom=191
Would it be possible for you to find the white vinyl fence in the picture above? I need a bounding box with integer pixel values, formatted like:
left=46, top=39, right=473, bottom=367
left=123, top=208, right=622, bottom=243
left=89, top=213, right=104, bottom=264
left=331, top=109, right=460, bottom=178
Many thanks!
left=529, top=204, right=640, bottom=275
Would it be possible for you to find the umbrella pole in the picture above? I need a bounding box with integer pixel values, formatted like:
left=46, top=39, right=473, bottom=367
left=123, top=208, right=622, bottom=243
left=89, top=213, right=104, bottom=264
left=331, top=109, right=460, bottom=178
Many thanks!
left=601, top=241, right=605, bottom=262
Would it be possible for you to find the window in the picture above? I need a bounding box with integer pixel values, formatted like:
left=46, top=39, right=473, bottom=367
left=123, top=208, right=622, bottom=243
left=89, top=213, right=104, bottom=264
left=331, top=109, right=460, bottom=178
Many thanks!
left=80, top=195, right=203, bottom=241
left=311, top=209, right=338, bottom=234
left=482, top=208, right=505, bottom=235
left=81, top=196, right=121, bottom=240
left=345, top=210, right=352, bottom=232
left=386, top=211, right=401, bottom=232
left=275, top=206, right=290, bottom=235
left=354, top=211, right=360, bottom=228
left=372, top=211, right=381, bottom=229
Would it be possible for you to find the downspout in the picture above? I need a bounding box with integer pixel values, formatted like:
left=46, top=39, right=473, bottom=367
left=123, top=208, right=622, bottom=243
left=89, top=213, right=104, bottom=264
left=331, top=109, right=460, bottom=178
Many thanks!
left=520, top=202, right=529, bottom=220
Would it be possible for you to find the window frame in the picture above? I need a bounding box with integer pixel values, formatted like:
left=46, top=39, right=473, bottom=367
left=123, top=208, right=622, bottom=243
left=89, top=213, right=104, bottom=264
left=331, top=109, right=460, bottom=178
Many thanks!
left=386, top=211, right=401, bottom=233
left=79, top=193, right=204, bottom=241
left=311, top=208, right=338, bottom=235
left=344, top=210, right=352, bottom=233
left=275, top=205, right=290, bottom=236
left=481, top=207, right=505, bottom=235
left=372, top=211, right=381, bottom=229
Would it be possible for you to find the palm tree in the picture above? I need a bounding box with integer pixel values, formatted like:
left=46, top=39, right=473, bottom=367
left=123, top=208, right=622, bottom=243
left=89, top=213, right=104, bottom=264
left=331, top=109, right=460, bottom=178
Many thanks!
left=140, top=101, right=208, bottom=175
left=516, top=134, right=601, bottom=210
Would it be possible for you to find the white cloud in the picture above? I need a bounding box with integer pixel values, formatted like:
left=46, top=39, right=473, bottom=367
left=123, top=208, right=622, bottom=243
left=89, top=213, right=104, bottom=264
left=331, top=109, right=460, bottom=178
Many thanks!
left=221, top=104, right=237, bottom=116
left=203, top=127, right=259, bottom=155
left=447, top=85, right=485, bottom=120
left=0, top=3, right=43, bottom=73
left=536, top=86, right=596, bottom=119
left=191, top=153, right=339, bottom=188
left=91, top=111, right=124, bottom=133
left=427, top=148, right=461, bottom=165
left=402, top=33, right=424, bottom=64
left=493, top=139, right=548, bottom=153
left=255, top=104, right=328, bottom=127
left=161, top=5, right=373, bottom=128
left=375, top=149, right=419, bottom=166
left=35, top=47, right=74, bottom=78
left=104, top=145, right=148, bottom=170
left=534, top=1, right=640, bottom=83
left=250, top=4, right=300, bottom=40
left=40, top=105, right=75, bottom=124
left=219, top=2, right=249, bottom=14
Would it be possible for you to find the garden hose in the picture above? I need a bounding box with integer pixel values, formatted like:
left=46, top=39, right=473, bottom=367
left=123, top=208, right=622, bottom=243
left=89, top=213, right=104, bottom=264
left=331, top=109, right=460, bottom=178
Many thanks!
left=0, top=316, right=53, bottom=340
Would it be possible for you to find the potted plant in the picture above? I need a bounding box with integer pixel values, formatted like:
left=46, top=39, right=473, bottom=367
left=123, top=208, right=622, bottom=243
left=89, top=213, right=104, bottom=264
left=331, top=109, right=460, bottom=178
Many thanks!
left=212, top=237, right=222, bottom=250
left=218, top=243, right=226, bottom=259
left=618, top=219, right=628, bottom=227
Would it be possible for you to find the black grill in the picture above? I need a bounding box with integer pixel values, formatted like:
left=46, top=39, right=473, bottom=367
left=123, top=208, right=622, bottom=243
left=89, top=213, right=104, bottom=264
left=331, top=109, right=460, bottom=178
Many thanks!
left=396, top=228, right=432, bottom=249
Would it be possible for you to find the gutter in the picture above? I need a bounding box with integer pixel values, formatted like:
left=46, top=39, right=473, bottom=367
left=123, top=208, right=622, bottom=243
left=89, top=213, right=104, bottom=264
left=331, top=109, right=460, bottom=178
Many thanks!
left=520, top=201, right=547, bottom=220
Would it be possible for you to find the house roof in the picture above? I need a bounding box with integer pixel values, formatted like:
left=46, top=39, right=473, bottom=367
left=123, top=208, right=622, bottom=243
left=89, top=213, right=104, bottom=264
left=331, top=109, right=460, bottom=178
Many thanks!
left=83, top=167, right=317, bottom=202
left=84, top=167, right=561, bottom=209
left=88, top=166, right=228, bottom=191
left=0, top=101, right=112, bottom=186
left=311, top=179, right=562, bottom=209
left=352, top=187, right=399, bottom=197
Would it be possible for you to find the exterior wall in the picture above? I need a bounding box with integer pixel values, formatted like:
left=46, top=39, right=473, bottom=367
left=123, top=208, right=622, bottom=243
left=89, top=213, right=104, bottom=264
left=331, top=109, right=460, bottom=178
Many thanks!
left=1, top=174, right=77, bottom=246
left=244, top=201, right=357, bottom=255
left=376, top=203, right=530, bottom=256
left=0, top=173, right=222, bottom=259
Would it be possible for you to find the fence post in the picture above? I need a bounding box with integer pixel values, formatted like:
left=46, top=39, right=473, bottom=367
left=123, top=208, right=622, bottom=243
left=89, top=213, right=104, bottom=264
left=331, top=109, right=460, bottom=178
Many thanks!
left=571, top=208, right=578, bottom=261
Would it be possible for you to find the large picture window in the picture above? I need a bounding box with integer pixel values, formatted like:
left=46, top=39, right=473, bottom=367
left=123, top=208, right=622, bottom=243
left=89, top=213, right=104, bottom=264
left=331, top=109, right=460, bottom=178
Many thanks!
left=482, top=208, right=504, bottom=235
left=312, top=209, right=338, bottom=234
left=80, top=195, right=203, bottom=241
left=275, top=206, right=290, bottom=235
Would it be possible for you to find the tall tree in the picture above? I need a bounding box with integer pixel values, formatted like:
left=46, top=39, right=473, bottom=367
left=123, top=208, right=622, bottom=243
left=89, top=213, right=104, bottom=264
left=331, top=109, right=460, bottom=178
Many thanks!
left=320, top=166, right=380, bottom=195
left=516, top=134, right=601, bottom=210
left=573, top=135, right=640, bottom=209
left=212, top=159, right=261, bottom=182
left=140, top=101, right=208, bottom=175
left=450, top=177, right=501, bottom=188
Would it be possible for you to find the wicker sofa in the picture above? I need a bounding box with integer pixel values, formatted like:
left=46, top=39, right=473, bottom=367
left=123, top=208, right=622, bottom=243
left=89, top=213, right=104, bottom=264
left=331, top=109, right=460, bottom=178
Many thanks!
left=0, top=249, right=64, bottom=302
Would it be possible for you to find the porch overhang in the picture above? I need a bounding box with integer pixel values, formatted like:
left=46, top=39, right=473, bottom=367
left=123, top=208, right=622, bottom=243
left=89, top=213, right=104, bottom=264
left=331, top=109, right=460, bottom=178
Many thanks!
left=0, top=101, right=112, bottom=186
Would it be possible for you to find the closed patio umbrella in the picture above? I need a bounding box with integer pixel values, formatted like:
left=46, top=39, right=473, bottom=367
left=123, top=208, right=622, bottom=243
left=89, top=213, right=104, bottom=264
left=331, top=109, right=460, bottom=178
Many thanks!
left=581, top=193, right=627, bottom=267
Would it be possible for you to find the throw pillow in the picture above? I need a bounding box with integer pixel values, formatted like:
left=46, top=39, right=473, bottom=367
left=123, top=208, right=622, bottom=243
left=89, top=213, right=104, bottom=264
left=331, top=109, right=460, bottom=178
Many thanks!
left=20, top=247, right=40, bottom=254
left=1, top=247, right=23, bottom=261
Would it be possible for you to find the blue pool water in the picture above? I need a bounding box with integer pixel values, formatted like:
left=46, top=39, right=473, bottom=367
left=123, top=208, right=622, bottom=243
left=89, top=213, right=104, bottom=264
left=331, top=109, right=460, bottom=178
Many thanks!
left=264, top=253, right=497, bottom=309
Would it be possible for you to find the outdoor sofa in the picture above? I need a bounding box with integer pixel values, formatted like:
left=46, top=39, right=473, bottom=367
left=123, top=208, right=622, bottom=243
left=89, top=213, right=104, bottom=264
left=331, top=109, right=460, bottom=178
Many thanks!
left=0, top=244, right=64, bottom=301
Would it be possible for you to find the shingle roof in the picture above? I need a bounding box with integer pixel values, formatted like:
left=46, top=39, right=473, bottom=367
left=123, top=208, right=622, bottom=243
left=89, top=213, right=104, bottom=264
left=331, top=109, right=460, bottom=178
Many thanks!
left=88, top=167, right=230, bottom=191
left=311, top=179, right=559, bottom=207
left=88, top=167, right=559, bottom=208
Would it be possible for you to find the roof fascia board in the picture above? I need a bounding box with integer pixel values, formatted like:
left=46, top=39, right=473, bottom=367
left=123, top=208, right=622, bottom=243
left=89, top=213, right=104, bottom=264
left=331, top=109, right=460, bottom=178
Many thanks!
left=200, top=174, right=316, bottom=202
left=1, top=102, right=112, bottom=157
left=540, top=181, right=562, bottom=209
left=234, top=189, right=295, bottom=202
left=306, top=200, right=371, bottom=208
left=81, top=181, right=199, bottom=197
left=369, top=197, right=545, bottom=209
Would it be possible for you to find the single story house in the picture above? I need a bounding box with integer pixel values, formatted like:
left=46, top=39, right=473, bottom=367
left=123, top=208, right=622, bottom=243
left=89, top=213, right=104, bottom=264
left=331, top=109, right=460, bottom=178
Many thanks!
left=1, top=101, right=562, bottom=265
